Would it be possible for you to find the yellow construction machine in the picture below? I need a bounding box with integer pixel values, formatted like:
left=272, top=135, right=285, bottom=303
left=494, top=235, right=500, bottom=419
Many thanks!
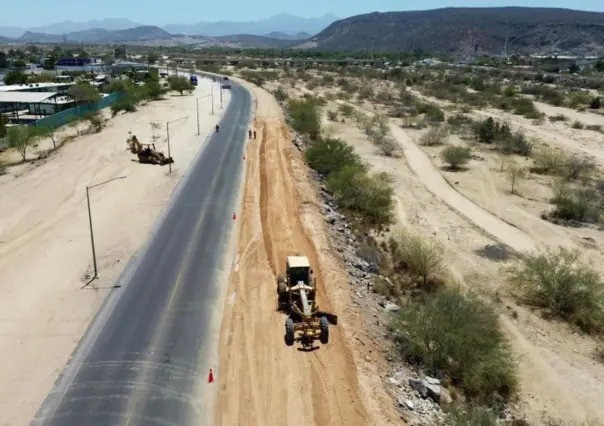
left=277, top=255, right=338, bottom=348
left=126, top=134, right=174, bottom=166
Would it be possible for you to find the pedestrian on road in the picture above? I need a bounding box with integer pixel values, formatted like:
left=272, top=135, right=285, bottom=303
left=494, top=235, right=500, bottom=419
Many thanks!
left=253, top=130, right=257, bottom=139
left=248, top=129, right=252, bottom=139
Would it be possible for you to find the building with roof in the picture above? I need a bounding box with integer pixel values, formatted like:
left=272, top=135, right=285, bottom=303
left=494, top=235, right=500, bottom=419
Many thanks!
left=0, top=82, right=75, bottom=94
left=0, top=91, right=76, bottom=124
left=111, top=61, right=148, bottom=75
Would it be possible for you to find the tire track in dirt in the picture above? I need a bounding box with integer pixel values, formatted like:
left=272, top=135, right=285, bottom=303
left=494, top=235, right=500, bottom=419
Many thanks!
left=215, top=110, right=372, bottom=424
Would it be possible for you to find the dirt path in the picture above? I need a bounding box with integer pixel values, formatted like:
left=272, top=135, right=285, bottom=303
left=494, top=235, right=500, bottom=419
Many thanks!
left=214, top=84, right=399, bottom=425
left=322, top=100, right=604, bottom=425
left=0, top=82, right=226, bottom=425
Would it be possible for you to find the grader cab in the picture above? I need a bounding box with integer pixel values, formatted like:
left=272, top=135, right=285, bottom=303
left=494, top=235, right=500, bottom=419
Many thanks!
left=277, top=255, right=338, bottom=348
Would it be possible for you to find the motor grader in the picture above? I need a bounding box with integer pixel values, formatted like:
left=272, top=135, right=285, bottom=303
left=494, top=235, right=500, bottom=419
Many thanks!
left=126, top=134, right=174, bottom=166
left=277, top=255, right=338, bottom=348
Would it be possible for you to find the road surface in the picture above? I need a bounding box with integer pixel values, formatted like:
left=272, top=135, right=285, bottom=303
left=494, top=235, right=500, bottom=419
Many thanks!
left=31, top=81, right=252, bottom=426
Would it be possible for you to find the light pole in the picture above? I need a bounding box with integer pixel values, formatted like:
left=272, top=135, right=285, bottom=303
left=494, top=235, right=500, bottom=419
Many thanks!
left=86, top=176, right=127, bottom=281
left=166, top=116, right=189, bottom=174
left=196, top=92, right=214, bottom=135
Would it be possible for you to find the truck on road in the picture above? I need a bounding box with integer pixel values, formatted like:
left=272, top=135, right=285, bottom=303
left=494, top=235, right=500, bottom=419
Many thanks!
left=189, top=75, right=198, bottom=86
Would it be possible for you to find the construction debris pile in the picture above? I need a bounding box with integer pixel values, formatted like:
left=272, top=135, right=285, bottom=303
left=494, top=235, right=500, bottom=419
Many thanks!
left=126, top=134, right=174, bottom=166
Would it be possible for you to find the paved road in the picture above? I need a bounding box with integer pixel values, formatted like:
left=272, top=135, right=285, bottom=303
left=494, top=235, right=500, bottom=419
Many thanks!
left=31, top=81, right=252, bottom=426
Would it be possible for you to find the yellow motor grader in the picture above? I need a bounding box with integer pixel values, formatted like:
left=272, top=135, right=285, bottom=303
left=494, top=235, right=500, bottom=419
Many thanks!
left=277, top=255, right=338, bottom=348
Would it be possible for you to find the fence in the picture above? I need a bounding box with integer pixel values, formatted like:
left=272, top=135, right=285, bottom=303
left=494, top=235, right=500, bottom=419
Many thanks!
left=34, top=91, right=125, bottom=130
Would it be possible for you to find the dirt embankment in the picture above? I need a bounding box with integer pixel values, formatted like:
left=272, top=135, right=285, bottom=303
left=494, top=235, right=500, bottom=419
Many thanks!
left=214, top=84, right=399, bottom=425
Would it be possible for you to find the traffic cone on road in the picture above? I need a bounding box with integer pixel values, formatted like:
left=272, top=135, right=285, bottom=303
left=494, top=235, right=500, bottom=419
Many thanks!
left=208, top=369, right=214, bottom=383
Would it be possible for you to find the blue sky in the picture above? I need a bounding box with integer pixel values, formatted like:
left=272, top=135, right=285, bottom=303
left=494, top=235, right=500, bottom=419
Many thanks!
left=2, top=0, right=603, bottom=27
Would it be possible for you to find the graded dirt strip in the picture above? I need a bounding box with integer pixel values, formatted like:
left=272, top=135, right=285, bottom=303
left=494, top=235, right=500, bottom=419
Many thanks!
left=215, top=85, right=399, bottom=425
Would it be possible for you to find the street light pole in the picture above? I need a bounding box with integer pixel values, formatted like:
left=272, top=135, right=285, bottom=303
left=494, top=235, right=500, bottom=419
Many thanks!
left=166, top=122, right=172, bottom=174
left=220, top=87, right=223, bottom=109
left=196, top=98, right=200, bottom=135
left=85, top=176, right=127, bottom=281
left=86, top=186, right=98, bottom=279
left=166, top=116, right=189, bottom=173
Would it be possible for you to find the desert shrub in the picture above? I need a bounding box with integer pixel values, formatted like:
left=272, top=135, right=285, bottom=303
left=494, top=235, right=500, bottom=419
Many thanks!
left=509, top=248, right=604, bottom=333
left=305, top=138, right=364, bottom=177
left=327, top=166, right=395, bottom=226
left=393, top=288, right=518, bottom=404
left=572, top=120, right=585, bottom=129
left=274, top=86, right=288, bottom=102
left=378, top=138, right=399, bottom=157
left=418, top=102, right=445, bottom=123
left=550, top=181, right=601, bottom=223
left=506, top=161, right=527, bottom=194
left=590, top=97, right=601, bottom=109
left=111, top=95, right=137, bottom=116
left=510, top=98, right=541, bottom=118
left=496, top=132, right=533, bottom=156
left=549, top=114, right=568, bottom=122
left=84, top=111, right=104, bottom=133
left=586, top=124, right=602, bottom=132
left=440, top=406, right=499, bottom=426
left=420, top=125, right=449, bottom=146
left=390, top=229, right=445, bottom=287
left=338, top=103, right=354, bottom=117
left=288, top=98, right=321, bottom=139
left=358, top=85, right=374, bottom=100
left=533, top=147, right=565, bottom=174
left=327, top=110, right=338, bottom=121
left=567, top=91, right=592, bottom=109
left=441, top=146, right=471, bottom=170
left=565, top=155, right=596, bottom=180
left=447, top=114, right=473, bottom=132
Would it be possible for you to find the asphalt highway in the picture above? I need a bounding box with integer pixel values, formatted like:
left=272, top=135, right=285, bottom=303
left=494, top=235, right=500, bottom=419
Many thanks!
left=31, top=80, right=252, bottom=426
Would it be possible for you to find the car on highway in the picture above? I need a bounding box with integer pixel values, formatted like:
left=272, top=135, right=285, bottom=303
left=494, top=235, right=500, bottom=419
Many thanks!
left=222, top=83, right=232, bottom=90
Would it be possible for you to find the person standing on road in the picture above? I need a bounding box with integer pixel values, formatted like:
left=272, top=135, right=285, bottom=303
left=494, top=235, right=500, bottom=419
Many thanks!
left=248, top=129, right=252, bottom=139
left=253, top=130, right=257, bottom=139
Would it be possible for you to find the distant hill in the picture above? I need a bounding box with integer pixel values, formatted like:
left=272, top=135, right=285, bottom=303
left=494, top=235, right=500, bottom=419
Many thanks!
left=162, top=14, right=337, bottom=37
left=265, top=31, right=311, bottom=40
left=215, top=34, right=299, bottom=48
left=19, top=26, right=173, bottom=44
left=12, top=25, right=299, bottom=49
left=0, top=19, right=141, bottom=38
left=307, top=7, right=604, bottom=55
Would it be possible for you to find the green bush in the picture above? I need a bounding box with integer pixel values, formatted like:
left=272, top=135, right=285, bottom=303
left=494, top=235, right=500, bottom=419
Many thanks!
left=550, top=183, right=601, bottom=223
left=572, top=120, right=585, bottom=129
left=510, top=98, right=541, bottom=118
left=305, top=138, right=365, bottom=176
left=418, top=102, right=445, bottom=123
left=565, top=155, right=596, bottom=180
left=390, top=229, right=446, bottom=287
left=440, top=146, right=472, bottom=170
left=288, top=98, right=321, bottom=140
left=533, top=147, right=565, bottom=175
left=509, top=248, right=604, bottom=333
left=327, top=166, right=395, bottom=226
left=327, top=110, right=338, bottom=121
left=420, top=125, right=449, bottom=146
left=338, top=103, right=354, bottom=117
left=393, top=288, right=518, bottom=404
left=439, top=406, right=498, bottom=426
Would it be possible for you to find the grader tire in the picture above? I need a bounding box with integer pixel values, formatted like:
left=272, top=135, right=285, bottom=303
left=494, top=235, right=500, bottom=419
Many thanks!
left=319, top=316, right=329, bottom=344
left=285, top=317, right=295, bottom=346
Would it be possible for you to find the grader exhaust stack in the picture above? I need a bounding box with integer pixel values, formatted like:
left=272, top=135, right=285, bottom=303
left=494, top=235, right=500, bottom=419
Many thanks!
left=277, top=256, right=338, bottom=349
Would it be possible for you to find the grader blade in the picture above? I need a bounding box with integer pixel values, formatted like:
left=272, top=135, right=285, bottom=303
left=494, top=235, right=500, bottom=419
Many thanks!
left=316, top=312, right=338, bottom=325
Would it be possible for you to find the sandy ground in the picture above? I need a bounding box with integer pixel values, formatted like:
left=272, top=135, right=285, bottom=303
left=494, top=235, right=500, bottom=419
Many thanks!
left=0, top=79, right=228, bottom=425
left=320, top=95, right=604, bottom=425
left=214, top=81, right=399, bottom=425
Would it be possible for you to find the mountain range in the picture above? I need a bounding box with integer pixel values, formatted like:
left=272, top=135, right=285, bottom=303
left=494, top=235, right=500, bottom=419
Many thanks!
left=0, top=14, right=336, bottom=38
left=309, top=7, right=604, bottom=55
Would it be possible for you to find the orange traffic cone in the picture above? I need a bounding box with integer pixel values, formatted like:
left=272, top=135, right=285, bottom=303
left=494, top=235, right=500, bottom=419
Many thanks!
left=208, top=368, right=214, bottom=383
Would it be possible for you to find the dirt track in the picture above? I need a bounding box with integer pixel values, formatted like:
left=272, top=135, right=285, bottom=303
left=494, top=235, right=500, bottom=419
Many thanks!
left=214, top=86, right=398, bottom=425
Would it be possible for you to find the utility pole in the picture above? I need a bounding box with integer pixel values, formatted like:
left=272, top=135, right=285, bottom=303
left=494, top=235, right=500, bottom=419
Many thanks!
left=166, top=116, right=189, bottom=173
left=85, top=176, right=127, bottom=282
